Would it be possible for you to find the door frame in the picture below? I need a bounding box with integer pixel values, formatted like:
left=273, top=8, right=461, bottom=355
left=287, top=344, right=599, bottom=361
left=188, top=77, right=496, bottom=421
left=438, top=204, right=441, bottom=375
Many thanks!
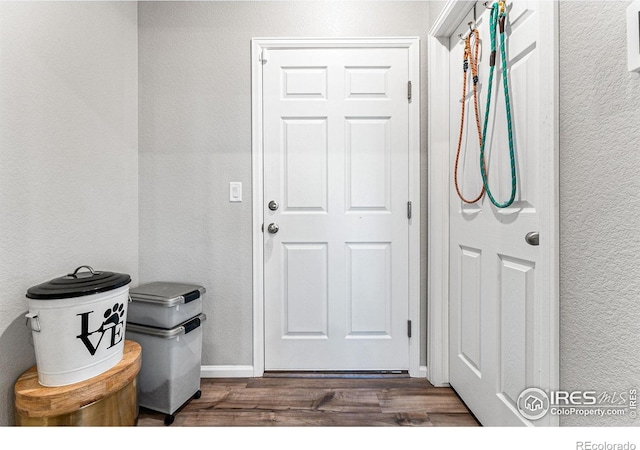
left=251, top=37, right=422, bottom=377
left=426, top=0, right=560, bottom=410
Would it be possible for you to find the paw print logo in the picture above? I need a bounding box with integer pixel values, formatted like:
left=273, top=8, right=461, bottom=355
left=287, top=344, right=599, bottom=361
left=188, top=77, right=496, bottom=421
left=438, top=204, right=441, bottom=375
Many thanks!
left=103, top=302, right=125, bottom=329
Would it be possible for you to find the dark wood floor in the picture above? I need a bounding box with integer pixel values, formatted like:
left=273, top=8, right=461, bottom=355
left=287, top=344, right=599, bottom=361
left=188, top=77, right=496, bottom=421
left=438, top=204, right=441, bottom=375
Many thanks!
left=136, top=375, right=480, bottom=427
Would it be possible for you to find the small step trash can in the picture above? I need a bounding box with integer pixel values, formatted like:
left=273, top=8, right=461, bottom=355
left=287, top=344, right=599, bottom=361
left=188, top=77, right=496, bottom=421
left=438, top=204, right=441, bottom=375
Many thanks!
left=125, top=282, right=206, bottom=425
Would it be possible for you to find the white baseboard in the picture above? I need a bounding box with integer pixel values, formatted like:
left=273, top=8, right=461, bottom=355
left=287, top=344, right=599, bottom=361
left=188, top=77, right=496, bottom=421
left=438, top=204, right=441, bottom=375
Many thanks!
left=419, top=365, right=428, bottom=378
left=201, top=365, right=254, bottom=378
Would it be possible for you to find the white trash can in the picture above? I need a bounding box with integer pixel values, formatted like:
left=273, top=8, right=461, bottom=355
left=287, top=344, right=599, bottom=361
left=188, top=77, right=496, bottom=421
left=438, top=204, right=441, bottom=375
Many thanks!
left=25, top=265, right=132, bottom=387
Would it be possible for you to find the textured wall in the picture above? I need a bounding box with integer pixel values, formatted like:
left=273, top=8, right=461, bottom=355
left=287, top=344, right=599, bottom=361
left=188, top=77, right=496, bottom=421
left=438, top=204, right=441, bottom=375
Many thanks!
left=138, top=1, right=430, bottom=368
left=559, top=0, right=640, bottom=426
left=0, top=2, right=138, bottom=425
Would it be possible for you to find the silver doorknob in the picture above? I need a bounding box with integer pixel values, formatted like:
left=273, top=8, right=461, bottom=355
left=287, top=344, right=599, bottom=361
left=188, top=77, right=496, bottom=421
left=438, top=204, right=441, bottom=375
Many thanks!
left=268, top=200, right=279, bottom=211
left=267, top=223, right=279, bottom=234
left=525, top=231, right=539, bottom=246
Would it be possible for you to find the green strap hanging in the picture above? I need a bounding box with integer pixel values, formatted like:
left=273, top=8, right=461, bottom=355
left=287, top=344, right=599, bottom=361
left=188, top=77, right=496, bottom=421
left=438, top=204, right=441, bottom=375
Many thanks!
left=480, top=2, right=517, bottom=209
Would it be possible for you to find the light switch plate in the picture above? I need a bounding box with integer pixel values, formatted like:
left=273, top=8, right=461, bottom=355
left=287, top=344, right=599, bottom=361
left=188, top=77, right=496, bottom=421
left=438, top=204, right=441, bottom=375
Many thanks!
left=628, top=0, right=640, bottom=72
left=229, top=182, right=242, bottom=202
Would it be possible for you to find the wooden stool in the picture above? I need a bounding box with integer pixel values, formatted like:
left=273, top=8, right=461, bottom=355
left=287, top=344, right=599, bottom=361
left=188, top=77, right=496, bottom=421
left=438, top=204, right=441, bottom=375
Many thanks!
left=14, top=340, right=141, bottom=426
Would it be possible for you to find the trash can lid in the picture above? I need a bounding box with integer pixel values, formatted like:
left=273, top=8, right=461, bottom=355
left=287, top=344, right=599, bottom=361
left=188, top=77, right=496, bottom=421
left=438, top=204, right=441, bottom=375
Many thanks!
left=129, top=282, right=206, bottom=307
left=26, top=265, right=131, bottom=300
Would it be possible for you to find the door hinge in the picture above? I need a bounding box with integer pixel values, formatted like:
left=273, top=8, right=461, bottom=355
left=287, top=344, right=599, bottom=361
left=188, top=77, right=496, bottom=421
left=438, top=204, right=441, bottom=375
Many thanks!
left=407, top=320, right=412, bottom=338
left=407, top=201, right=412, bottom=220
left=259, top=50, right=267, bottom=65
left=407, top=81, right=412, bottom=101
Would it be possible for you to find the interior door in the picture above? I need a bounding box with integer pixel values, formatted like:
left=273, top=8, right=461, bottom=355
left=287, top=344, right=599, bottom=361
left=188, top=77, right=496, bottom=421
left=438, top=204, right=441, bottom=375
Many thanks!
left=448, top=1, right=557, bottom=425
left=262, top=46, right=411, bottom=371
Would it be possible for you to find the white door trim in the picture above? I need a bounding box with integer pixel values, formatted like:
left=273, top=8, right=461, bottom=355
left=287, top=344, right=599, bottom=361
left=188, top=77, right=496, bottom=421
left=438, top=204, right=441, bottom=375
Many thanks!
left=427, top=0, right=560, bottom=410
left=251, top=37, right=422, bottom=377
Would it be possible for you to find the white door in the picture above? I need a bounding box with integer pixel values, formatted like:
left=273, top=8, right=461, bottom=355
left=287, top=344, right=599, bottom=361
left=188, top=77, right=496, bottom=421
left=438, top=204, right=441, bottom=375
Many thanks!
left=262, top=46, right=411, bottom=371
left=448, top=1, right=557, bottom=425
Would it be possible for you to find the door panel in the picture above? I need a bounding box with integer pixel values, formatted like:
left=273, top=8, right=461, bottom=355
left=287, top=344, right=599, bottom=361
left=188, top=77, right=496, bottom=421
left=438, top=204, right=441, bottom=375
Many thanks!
left=498, top=255, right=535, bottom=406
left=282, top=243, right=328, bottom=337
left=282, top=67, right=328, bottom=99
left=263, top=47, right=410, bottom=371
left=282, top=118, right=328, bottom=211
left=346, top=242, right=392, bottom=337
left=459, top=245, right=481, bottom=374
left=346, top=117, right=391, bottom=211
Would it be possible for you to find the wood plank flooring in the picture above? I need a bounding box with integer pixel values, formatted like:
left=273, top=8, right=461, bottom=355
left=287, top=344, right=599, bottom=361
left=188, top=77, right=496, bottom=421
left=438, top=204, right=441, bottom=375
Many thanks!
left=136, top=376, right=480, bottom=427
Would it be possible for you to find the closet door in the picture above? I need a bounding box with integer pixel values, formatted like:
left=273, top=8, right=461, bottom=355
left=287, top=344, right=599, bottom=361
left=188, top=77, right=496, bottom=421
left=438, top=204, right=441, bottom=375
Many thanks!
left=448, top=1, right=557, bottom=426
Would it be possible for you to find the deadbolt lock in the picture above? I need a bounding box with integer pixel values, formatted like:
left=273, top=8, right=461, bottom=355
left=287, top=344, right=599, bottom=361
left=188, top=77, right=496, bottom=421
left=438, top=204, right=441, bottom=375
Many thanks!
left=268, top=200, right=279, bottom=211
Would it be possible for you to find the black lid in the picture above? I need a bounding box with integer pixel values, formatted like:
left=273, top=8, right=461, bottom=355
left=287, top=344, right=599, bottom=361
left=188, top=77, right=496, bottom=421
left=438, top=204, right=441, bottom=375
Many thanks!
left=26, top=265, right=131, bottom=300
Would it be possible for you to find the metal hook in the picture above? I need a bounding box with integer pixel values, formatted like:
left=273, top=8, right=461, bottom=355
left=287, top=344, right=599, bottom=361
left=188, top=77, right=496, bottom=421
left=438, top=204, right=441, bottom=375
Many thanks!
left=459, top=21, right=475, bottom=41
left=483, top=1, right=494, bottom=9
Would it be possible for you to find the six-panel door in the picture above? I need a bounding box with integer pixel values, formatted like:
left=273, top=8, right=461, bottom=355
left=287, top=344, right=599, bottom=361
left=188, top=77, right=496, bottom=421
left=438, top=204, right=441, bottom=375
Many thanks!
left=263, top=48, right=411, bottom=370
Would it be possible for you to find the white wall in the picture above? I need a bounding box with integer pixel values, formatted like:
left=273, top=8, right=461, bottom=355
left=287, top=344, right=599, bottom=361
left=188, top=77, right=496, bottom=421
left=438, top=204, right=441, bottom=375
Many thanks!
left=138, top=1, right=431, bottom=369
left=559, top=0, right=640, bottom=426
left=0, top=1, right=138, bottom=425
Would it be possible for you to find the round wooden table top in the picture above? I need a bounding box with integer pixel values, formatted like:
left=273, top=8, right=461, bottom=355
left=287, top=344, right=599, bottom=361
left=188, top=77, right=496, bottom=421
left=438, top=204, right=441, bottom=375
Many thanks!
left=15, top=340, right=141, bottom=418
